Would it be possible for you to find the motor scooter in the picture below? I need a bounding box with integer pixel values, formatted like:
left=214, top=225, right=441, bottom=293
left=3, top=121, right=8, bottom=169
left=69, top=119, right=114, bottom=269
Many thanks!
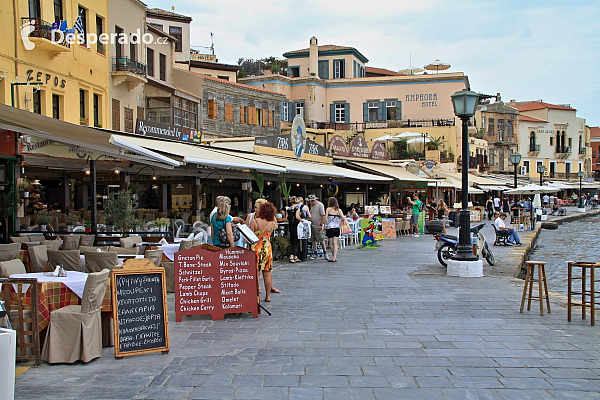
left=434, top=223, right=495, bottom=267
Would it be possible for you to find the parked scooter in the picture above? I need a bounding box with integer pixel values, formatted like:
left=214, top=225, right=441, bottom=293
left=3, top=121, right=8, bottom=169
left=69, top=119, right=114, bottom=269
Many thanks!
left=434, top=223, right=495, bottom=267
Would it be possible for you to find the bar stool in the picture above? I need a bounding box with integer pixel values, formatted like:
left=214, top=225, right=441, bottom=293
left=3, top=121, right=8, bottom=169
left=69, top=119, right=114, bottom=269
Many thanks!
left=567, top=261, right=600, bottom=326
left=520, top=261, right=551, bottom=316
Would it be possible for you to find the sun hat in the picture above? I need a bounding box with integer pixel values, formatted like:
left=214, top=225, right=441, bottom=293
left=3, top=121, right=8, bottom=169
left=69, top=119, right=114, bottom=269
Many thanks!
left=306, top=194, right=318, bottom=201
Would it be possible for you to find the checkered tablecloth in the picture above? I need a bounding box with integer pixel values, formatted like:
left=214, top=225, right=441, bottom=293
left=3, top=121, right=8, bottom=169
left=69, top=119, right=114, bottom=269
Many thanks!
left=7, top=279, right=112, bottom=331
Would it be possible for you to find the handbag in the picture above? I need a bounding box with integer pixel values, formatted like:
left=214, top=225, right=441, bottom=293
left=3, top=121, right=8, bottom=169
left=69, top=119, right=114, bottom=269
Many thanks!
left=297, top=220, right=311, bottom=240
left=340, top=219, right=352, bottom=236
left=218, top=225, right=241, bottom=244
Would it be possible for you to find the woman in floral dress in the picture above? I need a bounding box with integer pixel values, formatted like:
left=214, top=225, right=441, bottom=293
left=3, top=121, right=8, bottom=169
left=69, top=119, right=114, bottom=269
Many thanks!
left=250, top=201, right=281, bottom=302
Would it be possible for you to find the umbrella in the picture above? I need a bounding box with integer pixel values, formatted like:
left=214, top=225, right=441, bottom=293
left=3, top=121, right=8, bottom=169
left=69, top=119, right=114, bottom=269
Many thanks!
left=532, top=193, right=542, bottom=209
left=398, top=66, right=423, bottom=75
left=373, top=134, right=396, bottom=142
left=424, top=59, right=451, bottom=73
left=394, top=131, right=422, bottom=139
left=505, top=184, right=559, bottom=195
left=406, top=137, right=432, bottom=144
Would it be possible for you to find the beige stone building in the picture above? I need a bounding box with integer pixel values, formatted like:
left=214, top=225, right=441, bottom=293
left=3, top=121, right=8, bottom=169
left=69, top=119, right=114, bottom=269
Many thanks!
left=146, top=8, right=191, bottom=64
left=475, top=101, right=519, bottom=173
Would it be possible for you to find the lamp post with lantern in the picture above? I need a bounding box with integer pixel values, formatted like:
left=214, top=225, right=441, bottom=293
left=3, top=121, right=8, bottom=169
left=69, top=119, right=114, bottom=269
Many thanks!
left=537, top=164, right=545, bottom=187
left=450, top=89, right=480, bottom=262
left=509, top=153, right=521, bottom=189
left=577, top=170, right=584, bottom=209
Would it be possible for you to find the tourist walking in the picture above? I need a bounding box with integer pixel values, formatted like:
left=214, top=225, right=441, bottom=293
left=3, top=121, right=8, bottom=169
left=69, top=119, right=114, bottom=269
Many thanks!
left=494, top=195, right=501, bottom=212
left=407, top=194, right=422, bottom=237
left=325, top=197, right=344, bottom=262
left=486, top=196, right=494, bottom=220
left=296, top=197, right=311, bottom=262
left=249, top=201, right=280, bottom=302
left=307, top=194, right=328, bottom=260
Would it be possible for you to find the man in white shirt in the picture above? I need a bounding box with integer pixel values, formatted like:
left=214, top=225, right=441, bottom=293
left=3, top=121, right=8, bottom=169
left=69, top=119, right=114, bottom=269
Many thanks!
left=493, top=196, right=501, bottom=211
left=307, top=194, right=328, bottom=260
left=542, top=194, right=550, bottom=207
left=494, top=213, right=523, bottom=246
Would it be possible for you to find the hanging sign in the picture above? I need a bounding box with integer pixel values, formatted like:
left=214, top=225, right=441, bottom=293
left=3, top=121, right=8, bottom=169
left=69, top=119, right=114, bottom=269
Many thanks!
left=349, top=136, right=370, bottom=158
left=254, top=135, right=328, bottom=157
left=290, top=115, right=307, bottom=158
left=328, top=135, right=349, bottom=157
left=371, top=142, right=388, bottom=160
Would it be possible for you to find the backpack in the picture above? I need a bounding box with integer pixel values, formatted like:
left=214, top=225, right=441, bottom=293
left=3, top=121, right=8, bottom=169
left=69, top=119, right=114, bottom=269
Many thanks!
left=288, top=205, right=306, bottom=225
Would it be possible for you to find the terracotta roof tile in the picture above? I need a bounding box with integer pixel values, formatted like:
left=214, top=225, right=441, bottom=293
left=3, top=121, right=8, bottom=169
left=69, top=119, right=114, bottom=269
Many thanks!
left=590, top=127, right=600, bottom=137
left=147, top=8, right=192, bottom=22
left=184, top=70, right=284, bottom=96
left=284, top=44, right=356, bottom=55
left=519, top=115, right=548, bottom=123
left=365, top=67, right=400, bottom=76
left=512, top=101, right=575, bottom=112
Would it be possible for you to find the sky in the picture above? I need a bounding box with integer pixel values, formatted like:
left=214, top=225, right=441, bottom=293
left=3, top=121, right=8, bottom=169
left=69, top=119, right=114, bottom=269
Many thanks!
left=145, top=0, right=600, bottom=126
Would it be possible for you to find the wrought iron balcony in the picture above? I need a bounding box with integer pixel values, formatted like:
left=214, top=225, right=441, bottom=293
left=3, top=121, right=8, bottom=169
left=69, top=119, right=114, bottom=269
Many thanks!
left=20, top=17, right=71, bottom=50
left=112, top=57, right=146, bottom=76
left=529, top=145, right=541, bottom=152
left=556, top=146, right=572, bottom=154
left=579, top=148, right=587, bottom=155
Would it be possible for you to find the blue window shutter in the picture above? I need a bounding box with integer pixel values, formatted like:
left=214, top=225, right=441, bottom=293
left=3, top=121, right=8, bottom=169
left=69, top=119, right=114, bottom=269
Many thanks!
left=363, top=102, right=368, bottom=122
left=280, top=101, right=285, bottom=121
left=396, top=101, right=402, bottom=120
left=378, top=102, right=385, bottom=121
left=330, top=104, right=335, bottom=123
left=344, top=103, right=350, bottom=123
left=288, top=102, right=294, bottom=121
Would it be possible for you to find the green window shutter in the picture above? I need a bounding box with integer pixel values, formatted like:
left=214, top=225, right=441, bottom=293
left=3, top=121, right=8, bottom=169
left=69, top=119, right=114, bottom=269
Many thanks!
left=341, top=60, right=345, bottom=78
left=280, top=101, right=285, bottom=121
left=353, top=61, right=357, bottom=78
left=330, top=104, right=335, bottom=123
left=363, top=102, right=368, bottom=122
left=396, top=101, right=402, bottom=120
left=344, top=103, right=350, bottom=123
left=318, top=60, right=329, bottom=79
left=378, top=102, right=385, bottom=121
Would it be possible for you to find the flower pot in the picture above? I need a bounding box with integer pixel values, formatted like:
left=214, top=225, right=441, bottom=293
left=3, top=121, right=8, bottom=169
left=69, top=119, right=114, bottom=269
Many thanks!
left=85, top=228, right=92, bottom=233
left=67, top=225, right=73, bottom=232
left=40, top=224, right=47, bottom=232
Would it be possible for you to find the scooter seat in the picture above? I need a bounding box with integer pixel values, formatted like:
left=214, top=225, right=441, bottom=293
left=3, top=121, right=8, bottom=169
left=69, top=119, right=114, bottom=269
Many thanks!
left=440, top=234, right=457, bottom=241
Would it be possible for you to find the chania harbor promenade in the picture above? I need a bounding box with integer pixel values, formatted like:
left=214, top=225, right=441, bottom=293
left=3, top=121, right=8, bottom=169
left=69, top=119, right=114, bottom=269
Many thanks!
left=1, top=1, right=600, bottom=399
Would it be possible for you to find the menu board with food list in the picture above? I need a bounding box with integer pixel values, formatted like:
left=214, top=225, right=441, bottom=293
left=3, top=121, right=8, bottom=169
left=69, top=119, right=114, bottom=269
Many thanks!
left=174, top=245, right=258, bottom=321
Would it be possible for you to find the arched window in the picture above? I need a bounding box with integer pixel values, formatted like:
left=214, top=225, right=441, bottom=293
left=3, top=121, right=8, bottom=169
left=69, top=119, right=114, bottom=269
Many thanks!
left=530, top=131, right=536, bottom=151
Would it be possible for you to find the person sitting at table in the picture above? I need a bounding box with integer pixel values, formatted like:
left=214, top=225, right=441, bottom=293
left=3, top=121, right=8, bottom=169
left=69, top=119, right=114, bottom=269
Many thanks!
left=346, top=207, right=359, bottom=219
left=494, top=213, right=523, bottom=246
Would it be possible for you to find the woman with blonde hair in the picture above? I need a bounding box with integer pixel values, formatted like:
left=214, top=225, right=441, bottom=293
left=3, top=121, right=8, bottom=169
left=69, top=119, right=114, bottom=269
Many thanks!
left=210, top=196, right=234, bottom=247
left=325, top=197, right=344, bottom=262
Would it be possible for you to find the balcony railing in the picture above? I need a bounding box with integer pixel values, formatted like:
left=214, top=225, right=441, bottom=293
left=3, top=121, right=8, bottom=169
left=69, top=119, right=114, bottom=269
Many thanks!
left=112, top=57, right=146, bottom=76
left=529, top=144, right=541, bottom=152
left=579, top=148, right=587, bottom=155
left=21, top=17, right=70, bottom=48
left=304, top=117, right=455, bottom=132
left=556, top=146, right=572, bottom=154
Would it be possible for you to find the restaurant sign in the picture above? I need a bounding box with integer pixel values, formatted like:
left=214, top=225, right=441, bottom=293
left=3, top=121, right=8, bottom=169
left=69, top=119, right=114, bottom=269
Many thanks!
left=136, top=119, right=201, bottom=143
left=349, top=136, right=370, bottom=158
left=371, top=142, right=388, bottom=160
left=254, top=134, right=329, bottom=158
left=392, top=180, right=428, bottom=190
left=328, top=135, right=349, bottom=157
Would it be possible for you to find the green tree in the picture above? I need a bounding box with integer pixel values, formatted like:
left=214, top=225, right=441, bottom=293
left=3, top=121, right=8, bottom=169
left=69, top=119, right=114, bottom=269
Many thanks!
left=103, top=190, right=138, bottom=232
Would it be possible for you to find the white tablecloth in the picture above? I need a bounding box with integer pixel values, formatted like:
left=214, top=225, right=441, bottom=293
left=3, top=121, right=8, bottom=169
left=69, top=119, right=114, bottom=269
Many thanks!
left=9, top=271, right=89, bottom=298
left=158, top=244, right=180, bottom=261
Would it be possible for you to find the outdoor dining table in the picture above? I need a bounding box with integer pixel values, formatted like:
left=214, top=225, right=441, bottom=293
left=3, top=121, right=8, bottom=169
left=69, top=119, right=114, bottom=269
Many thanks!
left=6, top=271, right=112, bottom=332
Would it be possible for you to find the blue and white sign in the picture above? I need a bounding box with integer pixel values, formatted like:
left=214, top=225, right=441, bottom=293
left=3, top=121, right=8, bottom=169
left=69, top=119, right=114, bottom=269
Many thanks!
left=290, top=115, right=307, bottom=159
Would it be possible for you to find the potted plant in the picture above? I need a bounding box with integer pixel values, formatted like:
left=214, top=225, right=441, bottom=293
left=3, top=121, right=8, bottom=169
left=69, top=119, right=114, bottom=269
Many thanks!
left=0, top=187, right=19, bottom=240
left=65, top=214, right=80, bottom=231
left=18, top=178, right=31, bottom=199
left=271, top=235, right=290, bottom=260
left=35, top=209, right=52, bottom=231
left=103, top=189, right=137, bottom=233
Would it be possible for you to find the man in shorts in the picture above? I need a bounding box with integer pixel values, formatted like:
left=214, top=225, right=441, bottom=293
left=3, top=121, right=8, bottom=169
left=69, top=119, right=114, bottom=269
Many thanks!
left=307, top=194, right=328, bottom=260
left=407, top=194, right=422, bottom=237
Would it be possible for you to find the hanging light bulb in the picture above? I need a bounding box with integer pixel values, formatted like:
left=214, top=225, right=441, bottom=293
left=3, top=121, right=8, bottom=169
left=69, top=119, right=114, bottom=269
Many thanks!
left=111, top=165, right=123, bottom=175
left=82, top=167, right=90, bottom=175
left=152, top=175, right=157, bottom=180
left=218, top=178, right=223, bottom=183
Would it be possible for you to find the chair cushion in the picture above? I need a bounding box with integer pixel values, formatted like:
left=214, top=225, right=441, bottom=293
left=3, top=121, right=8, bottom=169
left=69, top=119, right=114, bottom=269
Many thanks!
left=1, top=259, right=27, bottom=276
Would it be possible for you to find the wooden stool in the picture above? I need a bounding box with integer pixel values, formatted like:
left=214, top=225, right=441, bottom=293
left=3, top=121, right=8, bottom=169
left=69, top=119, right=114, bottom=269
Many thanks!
left=567, top=262, right=600, bottom=326
left=520, top=261, right=551, bottom=316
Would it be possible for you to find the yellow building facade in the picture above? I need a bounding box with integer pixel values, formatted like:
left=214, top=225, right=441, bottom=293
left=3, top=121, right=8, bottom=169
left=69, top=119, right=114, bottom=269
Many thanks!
left=0, top=0, right=109, bottom=127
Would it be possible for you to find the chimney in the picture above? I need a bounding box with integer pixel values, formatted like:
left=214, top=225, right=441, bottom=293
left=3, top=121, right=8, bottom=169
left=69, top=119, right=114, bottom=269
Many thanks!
left=309, top=36, right=318, bottom=78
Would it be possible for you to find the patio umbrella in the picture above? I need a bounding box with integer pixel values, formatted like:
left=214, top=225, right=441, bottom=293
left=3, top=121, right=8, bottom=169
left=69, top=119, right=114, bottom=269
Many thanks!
left=394, top=131, right=422, bottom=139
left=373, top=134, right=397, bottom=142
left=505, top=184, right=559, bottom=195
left=532, top=193, right=542, bottom=209
left=398, top=66, right=423, bottom=75
left=424, top=59, right=451, bottom=73
left=406, top=137, right=432, bottom=144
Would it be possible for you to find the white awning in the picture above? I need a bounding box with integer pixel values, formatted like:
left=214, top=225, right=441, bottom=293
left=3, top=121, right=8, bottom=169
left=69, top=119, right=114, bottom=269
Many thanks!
left=476, top=184, right=511, bottom=192
left=346, top=161, right=432, bottom=182
left=111, top=135, right=286, bottom=173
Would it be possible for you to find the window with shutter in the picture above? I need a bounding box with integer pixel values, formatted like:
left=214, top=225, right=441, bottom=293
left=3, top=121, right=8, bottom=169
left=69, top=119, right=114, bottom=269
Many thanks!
left=318, top=60, right=329, bottom=79
left=112, top=98, right=120, bottom=130
left=367, top=102, right=378, bottom=122
left=334, top=60, right=345, bottom=79
left=224, top=100, right=233, bottom=122
left=334, top=103, right=345, bottom=123
left=281, top=102, right=288, bottom=121
left=124, top=107, right=133, bottom=133
left=207, top=99, right=216, bottom=119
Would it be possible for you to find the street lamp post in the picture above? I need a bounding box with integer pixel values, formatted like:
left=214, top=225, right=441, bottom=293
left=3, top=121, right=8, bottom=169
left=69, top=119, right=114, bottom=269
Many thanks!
left=577, top=170, right=584, bottom=208
left=450, top=89, right=480, bottom=261
left=537, top=164, right=545, bottom=186
left=509, top=153, right=522, bottom=189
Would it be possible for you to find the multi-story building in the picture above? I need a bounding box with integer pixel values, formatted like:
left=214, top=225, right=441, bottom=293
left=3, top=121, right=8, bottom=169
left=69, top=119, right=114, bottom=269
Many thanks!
left=588, top=126, right=599, bottom=178
left=108, top=0, right=147, bottom=133
left=0, top=0, right=110, bottom=127
left=240, top=36, right=470, bottom=160
left=476, top=101, right=519, bottom=173
left=511, top=100, right=591, bottom=180
left=145, top=8, right=191, bottom=64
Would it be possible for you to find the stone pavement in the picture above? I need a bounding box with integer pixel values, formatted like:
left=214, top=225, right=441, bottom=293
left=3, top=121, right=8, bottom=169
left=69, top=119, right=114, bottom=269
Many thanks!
left=14, top=233, right=600, bottom=400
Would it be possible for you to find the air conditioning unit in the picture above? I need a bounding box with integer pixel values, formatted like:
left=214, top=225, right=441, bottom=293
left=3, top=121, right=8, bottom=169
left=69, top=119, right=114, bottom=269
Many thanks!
left=520, top=166, right=527, bottom=175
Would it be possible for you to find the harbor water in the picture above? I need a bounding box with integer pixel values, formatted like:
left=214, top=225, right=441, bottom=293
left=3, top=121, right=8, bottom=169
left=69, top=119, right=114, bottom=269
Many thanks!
left=529, top=213, right=600, bottom=297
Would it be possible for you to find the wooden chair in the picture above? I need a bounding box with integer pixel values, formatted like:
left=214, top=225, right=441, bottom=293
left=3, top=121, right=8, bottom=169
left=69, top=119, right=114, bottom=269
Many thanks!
left=42, top=269, right=110, bottom=363
left=0, top=278, right=41, bottom=365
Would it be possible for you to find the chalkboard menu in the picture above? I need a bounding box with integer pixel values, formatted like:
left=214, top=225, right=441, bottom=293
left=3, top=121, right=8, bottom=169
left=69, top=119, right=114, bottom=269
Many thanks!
left=111, top=260, right=170, bottom=358
left=174, top=245, right=258, bottom=321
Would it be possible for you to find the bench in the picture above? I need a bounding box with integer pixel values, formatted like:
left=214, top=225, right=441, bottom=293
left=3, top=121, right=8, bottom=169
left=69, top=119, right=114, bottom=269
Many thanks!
left=492, top=224, right=510, bottom=246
